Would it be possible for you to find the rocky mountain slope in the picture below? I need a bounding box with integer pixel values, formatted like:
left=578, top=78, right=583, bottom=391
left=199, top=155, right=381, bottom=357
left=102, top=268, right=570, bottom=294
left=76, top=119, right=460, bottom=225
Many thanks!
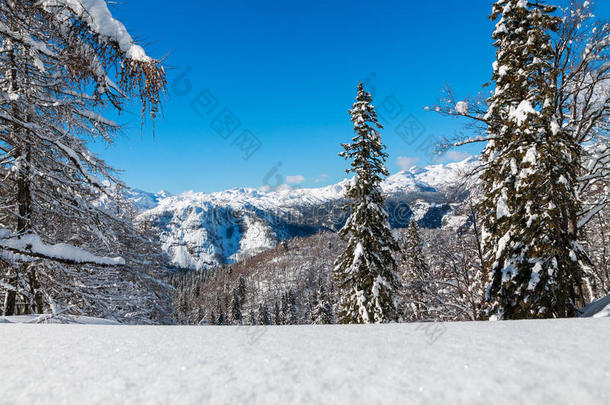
left=135, top=159, right=477, bottom=271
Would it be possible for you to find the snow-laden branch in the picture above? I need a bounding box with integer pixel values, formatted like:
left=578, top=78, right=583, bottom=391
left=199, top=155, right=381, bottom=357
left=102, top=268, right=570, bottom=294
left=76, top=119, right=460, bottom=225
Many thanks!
left=76, top=109, right=119, bottom=128
left=37, top=0, right=151, bottom=62
left=36, top=0, right=166, bottom=122
left=0, top=230, right=125, bottom=266
left=578, top=198, right=609, bottom=229
left=0, top=21, right=57, bottom=59
left=454, top=136, right=496, bottom=147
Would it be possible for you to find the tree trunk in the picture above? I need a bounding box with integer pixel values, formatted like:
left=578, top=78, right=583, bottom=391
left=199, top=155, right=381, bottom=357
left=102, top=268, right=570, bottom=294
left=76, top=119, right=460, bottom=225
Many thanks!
left=4, top=36, right=41, bottom=314
left=3, top=268, right=17, bottom=316
left=3, top=46, right=20, bottom=317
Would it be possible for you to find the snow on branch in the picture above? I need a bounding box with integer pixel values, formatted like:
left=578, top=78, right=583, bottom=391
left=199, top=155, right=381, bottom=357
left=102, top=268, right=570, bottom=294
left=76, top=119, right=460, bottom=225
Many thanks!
left=578, top=198, right=609, bottom=229
left=0, top=21, right=57, bottom=59
left=38, top=0, right=167, bottom=122
left=426, top=86, right=493, bottom=155
left=76, top=109, right=119, bottom=128
left=426, top=86, right=490, bottom=124
left=434, top=134, right=496, bottom=155
left=0, top=230, right=125, bottom=266
left=453, top=135, right=496, bottom=147
left=39, top=0, right=150, bottom=62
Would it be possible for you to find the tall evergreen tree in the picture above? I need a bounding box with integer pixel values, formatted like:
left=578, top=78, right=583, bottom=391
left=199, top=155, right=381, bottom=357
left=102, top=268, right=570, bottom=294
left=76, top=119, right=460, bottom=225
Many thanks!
left=280, top=293, right=289, bottom=324
left=403, top=220, right=428, bottom=278
left=237, top=275, right=247, bottom=307
left=257, top=303, right=271, bottom=325
left=215, top=297, right=227, bottom=325
left=333, top=82, right=402, bottom=324
left=311, top=283, right=333, bottom=324
left=273, top=301, right=282, bottom=325
left=287, top=290, right=298, bottom=325
left=482, top=0, right=586, bottom=319
left=230, top=288, right=242, bottom=325
left=401, top=219, right=429, bottom=320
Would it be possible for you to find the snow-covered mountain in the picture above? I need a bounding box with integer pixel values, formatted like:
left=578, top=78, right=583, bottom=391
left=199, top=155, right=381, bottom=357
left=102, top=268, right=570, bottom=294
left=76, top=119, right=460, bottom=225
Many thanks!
left=95, top=186, right=172, bottom=212
left=124, top=189, right=173, bottom=211
left=135, top=159, right=478, bottom=271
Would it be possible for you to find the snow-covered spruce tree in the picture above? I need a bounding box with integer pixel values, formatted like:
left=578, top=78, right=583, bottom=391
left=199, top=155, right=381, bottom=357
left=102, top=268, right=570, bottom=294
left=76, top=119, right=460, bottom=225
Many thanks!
left=280, top=293, right=289, bottom=324
left=433, top=2, right=610, bottom=316
left=0, top=1, right=169, bottom=322
left=482, top=0, right=586, bottom=319
left=215, top=297, right=227, bottom=325
left=288, top=290, right=298, bottom=324
left=400, top=219, right=429, bottom=321
left=311, top=283, right=333, bottom=324
left=230, top=288, right=242, bottom=324
left=273, top=301, right=282, bottom=325
left=333, top=82, right=402, bottom=324
left=279, top=290, right=298, bottom=325
left=257, top=303, right=272, bottom=325
left=237, top=275, right=247, bottom=306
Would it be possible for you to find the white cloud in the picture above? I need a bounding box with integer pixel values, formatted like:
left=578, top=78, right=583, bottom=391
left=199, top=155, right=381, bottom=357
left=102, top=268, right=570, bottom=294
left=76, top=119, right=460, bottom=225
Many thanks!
left=313, top=174, right=328, bottom=184
left=397, top=156, right=420, bottom=170
left=275, top=184, right=293, bottom=192
left=443, top=151, right=472, bottom=162
left=285, top=175, right=306, bottom=185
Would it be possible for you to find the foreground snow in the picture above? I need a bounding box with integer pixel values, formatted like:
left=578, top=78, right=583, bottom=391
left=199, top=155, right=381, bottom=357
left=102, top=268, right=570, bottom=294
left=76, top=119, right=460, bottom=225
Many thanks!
left=0, top=318, right=608, bottom=404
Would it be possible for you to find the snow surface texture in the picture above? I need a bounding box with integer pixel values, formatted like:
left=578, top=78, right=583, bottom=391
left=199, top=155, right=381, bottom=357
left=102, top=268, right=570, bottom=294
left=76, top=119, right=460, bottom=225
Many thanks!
left=135, top=158, right=477, bottom=270
left=0, top=318, right=608, bottom=404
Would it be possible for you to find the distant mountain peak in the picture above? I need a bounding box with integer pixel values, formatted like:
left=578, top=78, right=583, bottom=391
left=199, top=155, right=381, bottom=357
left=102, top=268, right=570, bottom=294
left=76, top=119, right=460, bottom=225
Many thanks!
left=130, top=159, right=478, bottom=271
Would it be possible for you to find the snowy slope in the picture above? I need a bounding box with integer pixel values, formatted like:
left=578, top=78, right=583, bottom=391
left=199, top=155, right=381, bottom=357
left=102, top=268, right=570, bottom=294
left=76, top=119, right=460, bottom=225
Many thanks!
left=136, top=158, right=478, bottom=270
left=124, top=189, right=172, bottom=211
left=593, top=304, right=610, bottom=317
left=0, top=318, right=608, bottom=404
left=382, top=159, right=476, bottom=195
left=95, top=187, right=172, bottom=212
left=580, top=294, right=610, bottom=318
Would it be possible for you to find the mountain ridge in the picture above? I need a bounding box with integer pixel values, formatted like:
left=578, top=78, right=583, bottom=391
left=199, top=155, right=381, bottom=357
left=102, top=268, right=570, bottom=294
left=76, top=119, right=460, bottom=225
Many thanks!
left=133, top=158, right=478, bottom=271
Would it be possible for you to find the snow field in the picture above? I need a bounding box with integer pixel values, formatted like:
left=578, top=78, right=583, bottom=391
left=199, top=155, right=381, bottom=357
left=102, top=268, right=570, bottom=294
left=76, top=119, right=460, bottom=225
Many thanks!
left=0, top=318, right=608, bottom=404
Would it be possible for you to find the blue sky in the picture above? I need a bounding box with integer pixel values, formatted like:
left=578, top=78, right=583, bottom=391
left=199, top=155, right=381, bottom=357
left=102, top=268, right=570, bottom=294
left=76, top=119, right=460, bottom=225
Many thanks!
left=92, top=0, right=610, bottom=194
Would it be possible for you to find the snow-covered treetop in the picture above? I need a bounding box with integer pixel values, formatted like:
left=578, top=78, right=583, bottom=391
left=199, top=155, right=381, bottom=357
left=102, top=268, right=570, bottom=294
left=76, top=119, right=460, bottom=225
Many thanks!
left=341, top=82, right=389, bottom=182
